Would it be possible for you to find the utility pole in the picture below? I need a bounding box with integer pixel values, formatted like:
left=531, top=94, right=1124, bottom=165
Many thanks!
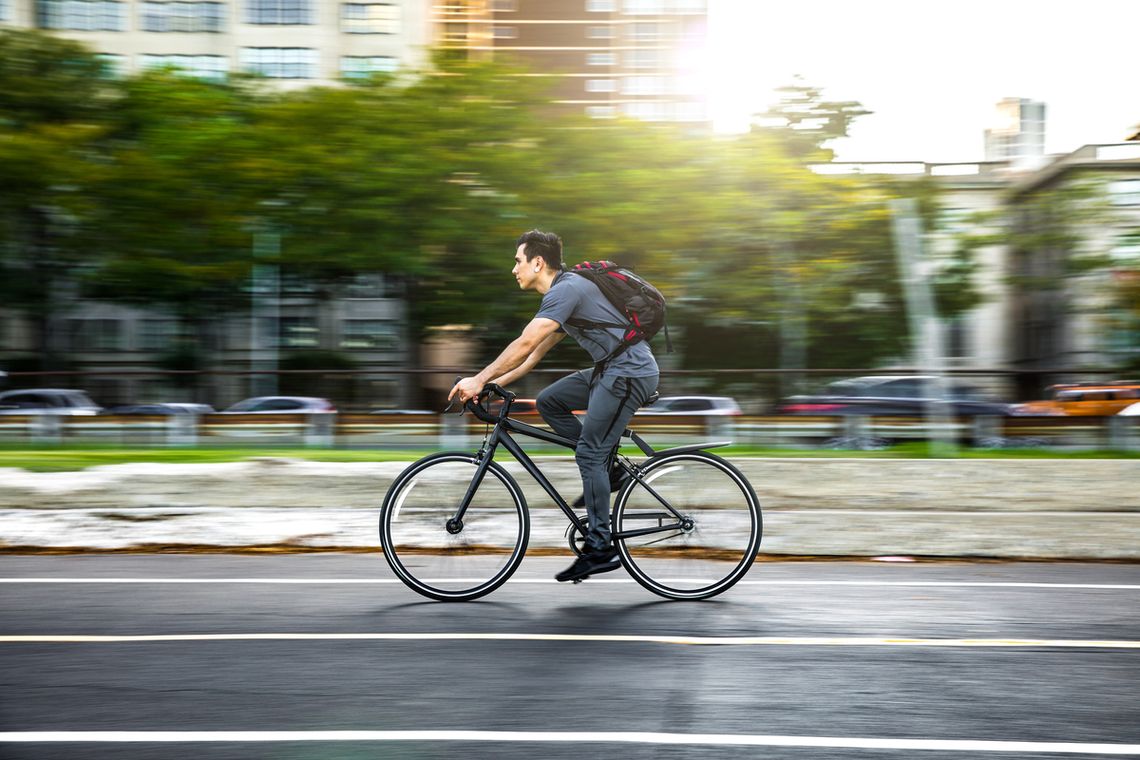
left=890, top=198, right=957, bottom=456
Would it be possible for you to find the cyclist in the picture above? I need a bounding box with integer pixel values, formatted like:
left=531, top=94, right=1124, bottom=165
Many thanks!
left=449, top=230, right=659, bottom=583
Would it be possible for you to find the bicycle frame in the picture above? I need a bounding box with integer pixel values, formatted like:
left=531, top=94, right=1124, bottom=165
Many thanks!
left=450, top=403, right=690, bottom=543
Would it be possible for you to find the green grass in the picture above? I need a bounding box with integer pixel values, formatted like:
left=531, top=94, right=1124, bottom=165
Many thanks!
left=0, top=441, right=1135, bottom=471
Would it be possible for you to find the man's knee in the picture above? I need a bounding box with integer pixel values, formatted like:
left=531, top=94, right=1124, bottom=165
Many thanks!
left=536, top=387, right=561, bottom=418
left=574, top=442, right=608, bottom=473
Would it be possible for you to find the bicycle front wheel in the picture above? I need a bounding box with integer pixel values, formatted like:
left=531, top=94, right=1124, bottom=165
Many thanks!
left=380, top=453, right=529, bottom=602
left=614, top=451, right=761, bottom=600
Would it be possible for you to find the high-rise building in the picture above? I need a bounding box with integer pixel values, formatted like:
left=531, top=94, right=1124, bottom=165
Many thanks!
left=983, top=97, right=1046, bottom=167
left=0, top=1, right=432, bottom=87
left=433, top=0, right=709, bottom=122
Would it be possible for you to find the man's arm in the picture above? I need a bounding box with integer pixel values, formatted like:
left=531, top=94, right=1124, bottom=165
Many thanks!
left=449, top=318, right=562, bottom=402
left=492, top=330, right=565, bottom=387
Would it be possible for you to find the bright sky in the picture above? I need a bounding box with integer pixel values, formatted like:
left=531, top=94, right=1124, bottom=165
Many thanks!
left=704, top=0, right=1140, bottom=162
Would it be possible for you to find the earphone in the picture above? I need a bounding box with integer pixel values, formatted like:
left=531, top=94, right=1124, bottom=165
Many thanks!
left=534, top=265, right=540, bottom=272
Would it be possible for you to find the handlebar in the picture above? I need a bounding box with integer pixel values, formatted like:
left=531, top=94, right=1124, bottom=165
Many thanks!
left=447, top=378, right=516, bottom=425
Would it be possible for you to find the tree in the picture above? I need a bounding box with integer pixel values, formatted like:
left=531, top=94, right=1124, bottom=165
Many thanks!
left=751, top=77, right=872, bottom=160
left=0, top=30, right=112, bottom=368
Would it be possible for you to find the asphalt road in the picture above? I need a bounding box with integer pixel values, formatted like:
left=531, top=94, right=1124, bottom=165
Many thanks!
left=2, top=555, right=1139, bottom=760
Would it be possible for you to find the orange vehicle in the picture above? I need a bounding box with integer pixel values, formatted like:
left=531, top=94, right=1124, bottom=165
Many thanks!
left=1012, top=381, right=1140, bottom=416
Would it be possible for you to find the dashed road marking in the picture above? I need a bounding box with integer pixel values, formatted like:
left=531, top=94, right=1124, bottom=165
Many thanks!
left=2, top=633, right=1138, bottom=648
left=0, top=730, right=1138, bottom=753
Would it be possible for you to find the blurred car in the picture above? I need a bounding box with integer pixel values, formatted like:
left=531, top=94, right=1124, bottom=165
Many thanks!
left=220, top=396, right=336, bottom=413
left=0, top=388, right=102, bottom=415
left=106, top=403, right=215, bottom=415
left=775, top=375, right=1010, bottom=416
left=636, top=395, right=742, bottom=416
left=1011, top=381, right=1140, bottom=416
left=486, top=398, right=540, bottom=415
left=1118, top=401, right=1140, bottom=416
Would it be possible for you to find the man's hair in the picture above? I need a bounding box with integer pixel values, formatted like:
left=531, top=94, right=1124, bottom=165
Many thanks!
left=516, top=229, right=563, bottom=271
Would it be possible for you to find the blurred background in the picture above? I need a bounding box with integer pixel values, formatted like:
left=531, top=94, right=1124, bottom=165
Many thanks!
left=1, top=0, right=1138, bottom=452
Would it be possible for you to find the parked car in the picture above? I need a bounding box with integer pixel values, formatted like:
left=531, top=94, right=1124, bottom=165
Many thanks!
left=106, top=403, right=215, bottom=415
left=1011, top=381, right=1140, bottom=416
left=220, top=396, right=336, bottom=413
left=0, top=388, right=102, bottom=415
left=636, top=395, right=742, bottom=416
left=775, top=375, right=1010, bottom=416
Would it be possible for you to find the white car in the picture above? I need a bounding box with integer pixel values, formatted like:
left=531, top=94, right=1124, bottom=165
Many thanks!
left=0, top=388, right=102, bottom=415
left=1119, top=401, right=1140, bottom=416
left=220, top=396, right=336, bottom=414
left=636, top=395, right=742, bottom=416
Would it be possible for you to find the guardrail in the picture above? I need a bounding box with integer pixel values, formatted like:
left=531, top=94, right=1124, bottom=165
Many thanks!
left=0, top=413, right=1137, bottom=451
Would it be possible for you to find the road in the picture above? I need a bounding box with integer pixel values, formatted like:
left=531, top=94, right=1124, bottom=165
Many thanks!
left=1, top=555, right=1138, bottom=759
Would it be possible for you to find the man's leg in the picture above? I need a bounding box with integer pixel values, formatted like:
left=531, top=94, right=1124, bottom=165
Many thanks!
left=575, top=375, right=657, bottom=552
left=535, top=370, right=590, bottom=441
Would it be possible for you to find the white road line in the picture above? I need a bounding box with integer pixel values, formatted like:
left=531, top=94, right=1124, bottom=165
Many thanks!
left=1, top=730, right=1138, bottom=753
left=2, top=633, right=1138, bottom=648
left=2, top=577, right=1139, bottom=590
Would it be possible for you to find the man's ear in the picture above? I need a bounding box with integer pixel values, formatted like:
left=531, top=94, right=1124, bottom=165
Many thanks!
left=533, top=256, right=544, bottom=272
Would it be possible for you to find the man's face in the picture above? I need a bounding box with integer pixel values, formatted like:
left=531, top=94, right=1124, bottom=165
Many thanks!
left=512, top=244, right=541, bottom=291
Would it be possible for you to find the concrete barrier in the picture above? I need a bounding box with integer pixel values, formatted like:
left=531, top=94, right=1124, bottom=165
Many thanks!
left=0, top=457, right=1136, bottom=558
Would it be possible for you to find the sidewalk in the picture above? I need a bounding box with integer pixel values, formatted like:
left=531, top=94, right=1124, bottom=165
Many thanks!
left=2, top=458, right=1137, bottom=558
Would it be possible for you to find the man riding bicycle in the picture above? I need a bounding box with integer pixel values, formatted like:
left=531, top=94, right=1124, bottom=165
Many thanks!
left=449, top=230, right=659, bottom=583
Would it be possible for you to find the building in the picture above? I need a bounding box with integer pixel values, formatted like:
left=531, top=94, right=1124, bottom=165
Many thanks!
left=983, top=97, right=1047, bottom=169
left=1006, top=143, right=1140, bottom=379
left=0, top=0, right=432, bottom=85
left=432, top=0, right=708, bottom=122
left=810, top=144, right=1140, bottom=393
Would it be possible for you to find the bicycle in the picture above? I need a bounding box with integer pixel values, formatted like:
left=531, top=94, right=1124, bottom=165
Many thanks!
left=379, top=383, right=763, bottom=602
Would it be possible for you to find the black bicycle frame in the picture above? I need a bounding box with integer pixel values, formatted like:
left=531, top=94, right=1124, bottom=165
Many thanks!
left=450, top=411, right=687, bottom=541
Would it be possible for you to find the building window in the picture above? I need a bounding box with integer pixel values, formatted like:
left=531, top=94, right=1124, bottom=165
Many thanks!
left=672, top=0, right=705, bottom=12
left=341, top=320, right=399, bottom=351
left=96, top=53, right=126, bottom=77
left=587, top=0, right=616, bottom=10
left=341, top=55, right=397, bottom=79
left=489, top=0, right=516, bottom=10
left=138, top=320, right=181, bottom=351
left=625, top=49, right=661, bottom=68
left=246, top=0, right=311, bottom=25
left=585, top=79, right=616, bottom=93
left=241, top=48, right=317, bottom=79
left=622, top=75, right=667, bottom=95
left=623, top=0, right=665, bottom=13
left=1108, top=179, right=1140, bottom=206
left=587, top=52, right=616, bottom=65
left=36, top=1, right=126, bottom=31
left=342, top=2, right=399, bottom=34
left=623, top=101, right=666, bottom=120
left=141, top=2, right=224, bottom=32
left=586, top=105, right=617, bottom=119
left=141, top=54, right=229, bottom=81
left=279, top=317, right=319, bottom=348
left=491, top=25, right=516, bottom=38
left=69, top=319, right=124, bottom=351
left=587, top=25, right=614, bottom=39
left=628, top=21, right=663, bottom=40
left=0, top=1, right=9, bottom=21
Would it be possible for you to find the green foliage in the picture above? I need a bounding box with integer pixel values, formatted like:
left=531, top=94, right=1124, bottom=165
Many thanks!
left=751, top=77, right=872, bottom=160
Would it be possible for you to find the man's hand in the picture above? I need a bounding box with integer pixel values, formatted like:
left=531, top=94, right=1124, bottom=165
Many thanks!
left=449, top=376, right=484, bottom=405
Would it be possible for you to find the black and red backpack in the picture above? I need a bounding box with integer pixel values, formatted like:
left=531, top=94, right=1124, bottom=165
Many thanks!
left=565, top=260, right=673, bottom=378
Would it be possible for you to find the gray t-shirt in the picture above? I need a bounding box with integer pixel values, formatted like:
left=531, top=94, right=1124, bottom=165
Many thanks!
left=535, top=270, right=658, bottom=380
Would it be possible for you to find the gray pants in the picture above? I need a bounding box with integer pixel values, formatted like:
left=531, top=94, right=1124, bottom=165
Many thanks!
left=536, top=369, right=659, bottom=551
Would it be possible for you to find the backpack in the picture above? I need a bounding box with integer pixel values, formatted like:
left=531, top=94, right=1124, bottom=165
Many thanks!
left=564, top=260, right=673, bottom=379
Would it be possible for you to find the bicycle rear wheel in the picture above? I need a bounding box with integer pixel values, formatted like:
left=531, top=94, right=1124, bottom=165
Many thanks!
left=380, top=453, right=529, bottom=602
left=613, top=451, right=761, bottom=600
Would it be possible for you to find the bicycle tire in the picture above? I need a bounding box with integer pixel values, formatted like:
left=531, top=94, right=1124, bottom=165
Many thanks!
left=379, top=452, right=529, bottom=602
left=613, top=451, right=761, bottom=600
